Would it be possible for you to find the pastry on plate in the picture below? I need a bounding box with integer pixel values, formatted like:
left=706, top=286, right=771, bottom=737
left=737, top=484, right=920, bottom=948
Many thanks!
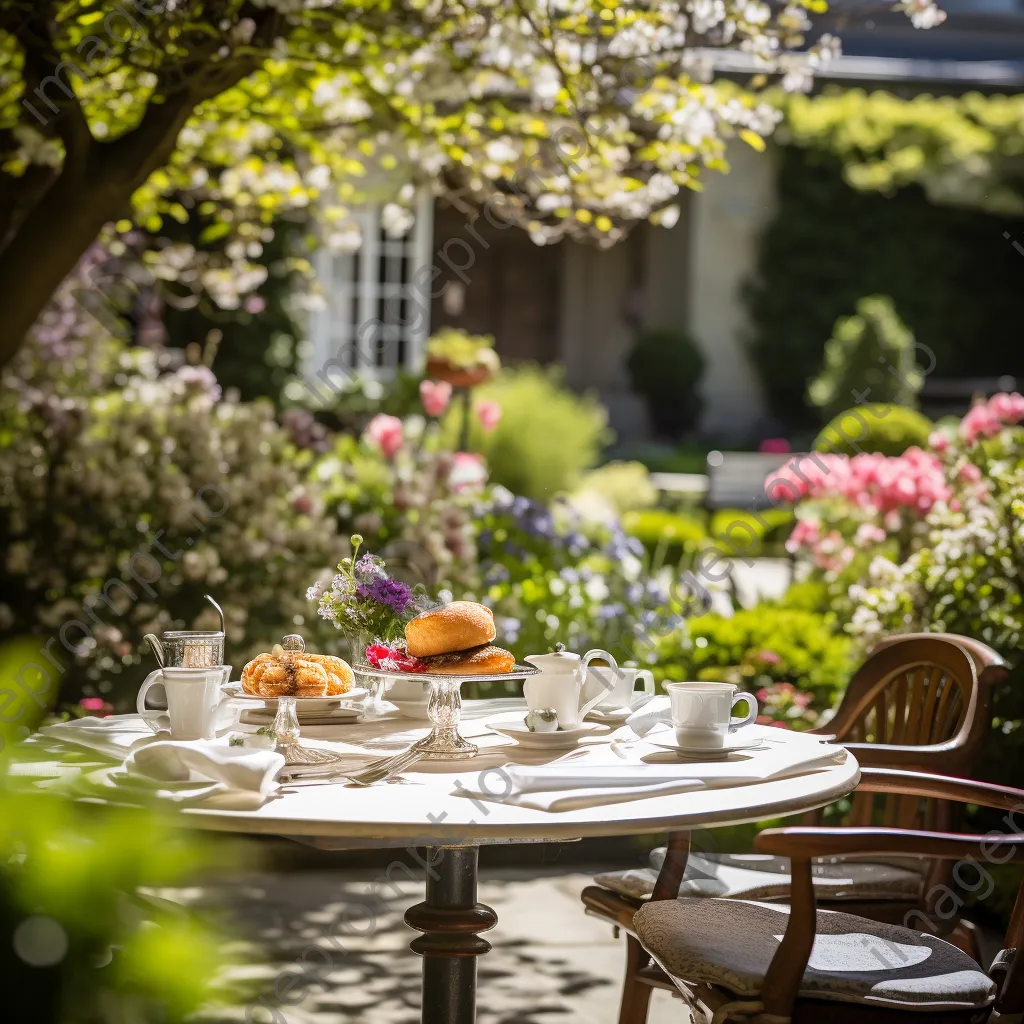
left=241, top=645, right=354, bottom=697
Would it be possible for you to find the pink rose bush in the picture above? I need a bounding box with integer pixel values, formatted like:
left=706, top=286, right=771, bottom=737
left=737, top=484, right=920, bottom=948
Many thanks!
left=768, top=448, right=950, bottom=516
left=959, top=392, right=1024, bottom=445
left=769, top=447, right=951, bottom=572
left=774, top=397, right=1023, bottom=693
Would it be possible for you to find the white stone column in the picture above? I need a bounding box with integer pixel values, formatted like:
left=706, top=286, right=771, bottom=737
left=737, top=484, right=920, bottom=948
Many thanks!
left=687, top=141, right=776, bottom=438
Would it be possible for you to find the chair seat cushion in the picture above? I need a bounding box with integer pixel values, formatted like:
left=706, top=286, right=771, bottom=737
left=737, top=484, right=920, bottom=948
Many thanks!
left=594, top=849, right=925, bottom=902
left=634, top=898, right=996, bottom=1012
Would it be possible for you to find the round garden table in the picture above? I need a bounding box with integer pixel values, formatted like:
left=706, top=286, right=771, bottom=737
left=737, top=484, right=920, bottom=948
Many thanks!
left=166, top=700, right=861, bottom=1024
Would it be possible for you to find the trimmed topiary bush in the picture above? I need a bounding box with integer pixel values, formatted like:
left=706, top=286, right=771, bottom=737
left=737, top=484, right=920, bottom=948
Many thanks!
left=815, top=403, right=934, bottom=457
left=807, top=296, right=922, bottom=421
left=627, top=327, right=706, bottom=439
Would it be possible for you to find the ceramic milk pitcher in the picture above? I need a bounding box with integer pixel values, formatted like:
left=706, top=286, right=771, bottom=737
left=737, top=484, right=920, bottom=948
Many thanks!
left=523, top=645, right=619, bottom=728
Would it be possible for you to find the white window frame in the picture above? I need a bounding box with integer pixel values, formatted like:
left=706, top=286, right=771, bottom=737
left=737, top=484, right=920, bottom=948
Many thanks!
left=308, top=191, right=434, bottom=383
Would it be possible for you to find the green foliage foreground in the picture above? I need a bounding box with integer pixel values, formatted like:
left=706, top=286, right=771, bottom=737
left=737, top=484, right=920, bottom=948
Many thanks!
left=0, top=639, right=240, bottom=1024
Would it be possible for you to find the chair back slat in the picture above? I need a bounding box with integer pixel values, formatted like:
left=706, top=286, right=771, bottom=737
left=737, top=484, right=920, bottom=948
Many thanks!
left=917, top=666, right=944, bottom=742
left=889, top=670, right=910, bottom=744
left=815, top=636, right=1008, bottom=832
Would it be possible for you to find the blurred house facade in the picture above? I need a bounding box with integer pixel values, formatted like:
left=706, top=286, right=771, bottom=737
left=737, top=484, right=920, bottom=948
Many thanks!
left=308, top=0, right=1024, bottom=443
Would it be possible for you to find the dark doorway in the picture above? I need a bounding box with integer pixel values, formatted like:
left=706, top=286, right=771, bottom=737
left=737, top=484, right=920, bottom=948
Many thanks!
left=430, top=202, right=562, bottom=365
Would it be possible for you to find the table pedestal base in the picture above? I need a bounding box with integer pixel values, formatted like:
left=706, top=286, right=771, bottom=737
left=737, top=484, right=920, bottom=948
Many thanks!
left=405, top=846, right=496, bottom=1024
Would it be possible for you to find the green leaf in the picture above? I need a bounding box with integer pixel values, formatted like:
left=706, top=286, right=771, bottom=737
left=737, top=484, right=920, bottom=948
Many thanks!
left=199, top=222, right=231, bottom=244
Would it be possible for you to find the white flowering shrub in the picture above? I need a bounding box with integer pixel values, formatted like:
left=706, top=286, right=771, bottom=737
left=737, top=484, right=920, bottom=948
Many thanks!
left=0, top=268, right=339, bottom=707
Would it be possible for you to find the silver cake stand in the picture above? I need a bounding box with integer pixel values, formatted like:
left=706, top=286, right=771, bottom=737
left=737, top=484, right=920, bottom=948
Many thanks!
left=352, top=662, right=539, bottom=759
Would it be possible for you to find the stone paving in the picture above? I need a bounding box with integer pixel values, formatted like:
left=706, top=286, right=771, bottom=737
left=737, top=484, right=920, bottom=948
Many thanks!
left=180, top=867, right=685, bottom=1024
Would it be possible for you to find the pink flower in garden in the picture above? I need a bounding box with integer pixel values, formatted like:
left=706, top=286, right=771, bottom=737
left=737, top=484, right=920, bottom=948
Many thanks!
left=767, top=448, right=950, bottom=519
left=475, top=400, right=502, bottom=432
left=928, top=431, right=950, bottom=454
left=758, top=437, right=790, bottom=454
left=785, top=517, right=821, bottom=554
left=79, top=697, right=105, bottom=710
left=958, top=462, right=982, bottom=484
left=960, top=401, right=1002, bottom=445
left=988, top=392, right=1024, bottom=425
left=755, top=649, right=781, bottom=665
left=420, top=379, right=453, bottom=418
left=450, top=452, right=488, bottom=492
left=855, top=522, right=887, bottom=547
left=365, top=414, right=404, bottom=458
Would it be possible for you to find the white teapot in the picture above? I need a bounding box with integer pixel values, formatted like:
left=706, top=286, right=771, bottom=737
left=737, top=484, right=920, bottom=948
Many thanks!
left=523, top=645, right=619, bottom=728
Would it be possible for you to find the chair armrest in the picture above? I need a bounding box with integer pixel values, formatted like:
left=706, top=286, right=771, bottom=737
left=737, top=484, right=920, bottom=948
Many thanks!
left=755, top=825, right=1024, bottom=861
left=857, top=766, right=1024, bottom=812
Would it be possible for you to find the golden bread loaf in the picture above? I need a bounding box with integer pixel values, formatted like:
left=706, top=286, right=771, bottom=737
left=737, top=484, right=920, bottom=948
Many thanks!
left=405, top=601, right=496, bottom=657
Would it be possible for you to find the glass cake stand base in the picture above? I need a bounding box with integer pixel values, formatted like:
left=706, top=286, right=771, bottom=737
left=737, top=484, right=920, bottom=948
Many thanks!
left=415, top=677, right=478, bottom=760
left=353, top=663, right=538, bottom=761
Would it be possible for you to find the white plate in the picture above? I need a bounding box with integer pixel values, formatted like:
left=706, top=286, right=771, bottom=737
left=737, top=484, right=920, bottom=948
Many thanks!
left=224, top=683, right=368, bottom=710
left=240, top=707, right=362, bottom=727
left=486, top=719, right=603, bottom=750
left=390, top=699, right=432, bottom=720
left=650, top=733, right=765, bottom=760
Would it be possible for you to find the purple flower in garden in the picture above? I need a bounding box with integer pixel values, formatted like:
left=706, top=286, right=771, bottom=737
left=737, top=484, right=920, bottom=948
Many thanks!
left=356, top=575, right=415, bottom=615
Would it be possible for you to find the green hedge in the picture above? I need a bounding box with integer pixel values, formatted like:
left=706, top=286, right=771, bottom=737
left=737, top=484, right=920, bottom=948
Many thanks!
left=744, top=146, right=1024, bottom=428
left=654, top=607, right=856, bottom=707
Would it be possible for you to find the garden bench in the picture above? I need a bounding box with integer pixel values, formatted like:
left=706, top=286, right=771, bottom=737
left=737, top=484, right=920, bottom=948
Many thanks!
left=704, top=451, right=799, bottom=511
left=921, top=375, right=1018, bottom=417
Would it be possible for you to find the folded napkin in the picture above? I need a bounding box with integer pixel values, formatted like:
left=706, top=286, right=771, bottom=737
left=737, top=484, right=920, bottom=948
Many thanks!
left=37, top=715, right=283, bottom=810
left=455, top=733, right=846, bottom=812
left=121, top=741, right=284, bottom=810
left=624, top=695, right=674, bottom=738
left=39, top=715, right=158, bottom=760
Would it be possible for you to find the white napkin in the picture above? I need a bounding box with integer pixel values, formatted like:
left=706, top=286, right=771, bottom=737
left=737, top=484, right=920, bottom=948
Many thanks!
left=37, top=715, right=283, bottom=809
left=455, top=733, right=847, bottom=811
left=121, top=741, right=284, bottom=809
left=39, top=715, right=157, bottom=760
left=625, top=695, right=674, bottom=738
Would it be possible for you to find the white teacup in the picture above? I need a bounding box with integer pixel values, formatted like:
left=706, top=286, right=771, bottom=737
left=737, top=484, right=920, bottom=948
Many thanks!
left=136, top=665, right=236, bottom=740
left=666, top=681, right=759, bottom=749
left=582, top=664, right=656, bottom=711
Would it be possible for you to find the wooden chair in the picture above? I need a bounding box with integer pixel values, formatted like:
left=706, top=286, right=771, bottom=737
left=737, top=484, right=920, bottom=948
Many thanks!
left=633, top=767, right=1024, bottom=1023
left=580, top=633, right=1009, bottom=1024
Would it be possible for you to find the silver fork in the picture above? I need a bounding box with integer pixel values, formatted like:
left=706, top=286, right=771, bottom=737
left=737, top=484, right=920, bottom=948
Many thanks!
left=347, top=746, right=426, bottom=786
left=280, top=746, right=425, bottom=787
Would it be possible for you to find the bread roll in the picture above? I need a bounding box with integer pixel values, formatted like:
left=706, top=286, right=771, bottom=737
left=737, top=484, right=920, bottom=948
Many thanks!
left=405, top=601, right=496, bottom=657
left=422, top=644, right=515, bottom=675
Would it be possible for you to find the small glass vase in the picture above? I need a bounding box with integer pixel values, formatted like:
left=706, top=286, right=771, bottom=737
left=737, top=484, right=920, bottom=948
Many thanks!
left=348, top=630, right=386, bottom=715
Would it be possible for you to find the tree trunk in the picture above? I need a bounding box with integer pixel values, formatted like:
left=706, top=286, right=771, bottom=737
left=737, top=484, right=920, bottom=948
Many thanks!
left=0, top=162, right=130, bottom=371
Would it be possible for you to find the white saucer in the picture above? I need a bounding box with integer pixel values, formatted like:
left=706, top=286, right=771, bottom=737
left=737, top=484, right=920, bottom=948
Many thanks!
left=651, top=733, right=765, bottom=760
left=486, top=719, right=603, bottom=750
left=224, top=683, right=368, bottom=711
